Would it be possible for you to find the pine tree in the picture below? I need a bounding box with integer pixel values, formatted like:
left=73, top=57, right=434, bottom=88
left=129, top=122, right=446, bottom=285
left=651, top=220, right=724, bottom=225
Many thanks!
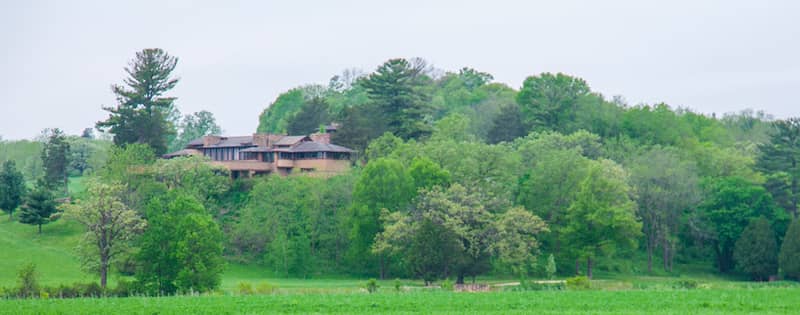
left=734, top=217, right=778, bottom=281
left=0, top=160, right=26, bottom=220
left=41, top=128, right=70, bottom=195
left=19, top=182, right=57, bottom=234
left=97, top=48, right=179, bottom=155
left=779, top=219, right=800, bottom=280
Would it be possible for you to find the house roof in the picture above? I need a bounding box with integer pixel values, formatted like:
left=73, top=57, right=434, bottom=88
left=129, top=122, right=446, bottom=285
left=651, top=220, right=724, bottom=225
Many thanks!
left=188, top=136, right=256, bottom=148
left=162, top=148, right=203, bottom=158
left=274, top=136, right=309, bottom=146
left=275, top=142, right=355, bottom=153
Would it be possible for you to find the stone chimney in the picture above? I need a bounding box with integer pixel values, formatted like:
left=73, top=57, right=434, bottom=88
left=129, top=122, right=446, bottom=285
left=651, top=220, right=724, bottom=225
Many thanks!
left=252, top=133, right=269, bottom=148
left=203, top=135, right=222, bottom=146
left=310, top=133, right=331, bottom=144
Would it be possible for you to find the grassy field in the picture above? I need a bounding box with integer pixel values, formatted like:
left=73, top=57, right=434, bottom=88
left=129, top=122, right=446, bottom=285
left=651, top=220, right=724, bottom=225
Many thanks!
left=2, top=288, right=799, bottom=314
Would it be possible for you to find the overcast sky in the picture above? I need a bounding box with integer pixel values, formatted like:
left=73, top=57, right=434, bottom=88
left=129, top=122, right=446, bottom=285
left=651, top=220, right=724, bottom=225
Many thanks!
left=1, top=0, right=798, bottom=140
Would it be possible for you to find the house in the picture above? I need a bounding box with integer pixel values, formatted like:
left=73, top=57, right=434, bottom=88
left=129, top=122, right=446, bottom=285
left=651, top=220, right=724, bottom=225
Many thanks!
left=163, top=133, right=355, bottom=178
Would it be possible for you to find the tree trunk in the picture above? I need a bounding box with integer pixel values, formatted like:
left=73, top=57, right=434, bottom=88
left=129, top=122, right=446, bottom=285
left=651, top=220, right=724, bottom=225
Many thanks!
left=100, top=257, right=108, bottom=290
left=379, top=254, right=386, bottom=280
left=457, top=274, right=465, bottom=285
left=587, top=257, right=593, bottom=279
left=663, top=239, right=669, bottom=271
left=38, top=224, right=42, bottom=234
left=647, top=234, right=654, bottom=274
left=575, top=259, right=580, bottom=275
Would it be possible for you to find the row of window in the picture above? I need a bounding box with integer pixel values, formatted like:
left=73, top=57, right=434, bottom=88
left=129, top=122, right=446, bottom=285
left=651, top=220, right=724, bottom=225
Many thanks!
left=213, top=149, right=351, bottom=162
left=203, top=147, right=245, bottom=161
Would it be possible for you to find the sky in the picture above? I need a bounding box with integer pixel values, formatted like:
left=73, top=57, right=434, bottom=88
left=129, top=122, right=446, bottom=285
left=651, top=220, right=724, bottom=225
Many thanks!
left=1, top=0, right=798, bottom=140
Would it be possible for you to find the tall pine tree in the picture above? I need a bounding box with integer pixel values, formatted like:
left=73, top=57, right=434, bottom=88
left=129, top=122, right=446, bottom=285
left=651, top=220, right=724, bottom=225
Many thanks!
left=0, top=160, right=26, bottom=220
left=19, top=181, right=57, bottom=234
left=97, top=48, right=179, bottom=155
left=41, top=128, right=70, bottom=195
left=758, top=117, right=800, bottom=218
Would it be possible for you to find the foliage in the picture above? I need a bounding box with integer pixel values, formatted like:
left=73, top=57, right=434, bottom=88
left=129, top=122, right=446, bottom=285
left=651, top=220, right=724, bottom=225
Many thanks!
left=0, top=160, right=26, bottom=220
left=407, top=156, right=451, bottom=191
left=257, top=88, right=306, bottom=133
left=733, top=217, right=777, bottom=280
left=40, top=128, right=70, bottom=195
left=62, top=178, right=146, bottom=289
left=545, top=254, right=557, bottom=280
left=487, top=104, right=526, bottom=144
left=287, top=97, right=331, bottom=135
left=18, top=181, right=57, bottom=234
left=440, top=278, right=454, bottom=291
left=96, top=48, right=180, bottom=155
left=565, top=276, right=591, bottom=290
left=757, top=117, right=800, bottom=218
left=779, top=219, right=800, bottom=280
left=517, top=73, right=590, bottom=132
left=16, top=263, right=39, bottom=298
left=137, top=192, right=224, bottom=294
left=365, top=278, right=379, bottom=293
left=494, top=207, right=548, bottom=276
left=171, top=110, right=222, bottom=152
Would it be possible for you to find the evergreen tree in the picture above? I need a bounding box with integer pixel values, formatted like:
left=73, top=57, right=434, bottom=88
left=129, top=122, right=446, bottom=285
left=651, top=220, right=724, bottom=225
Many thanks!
left=487, top=104, right=527, bottom=144
left=734, top=217, right=778, bottom=280
left=0, top=160, right=26, bottom=220
left=19, top=181, right=57, bottom=234
left=779, top=219, right=800, bottom=280
left=41, top=128, right=70, bottom=195
left=97, top=48, right=179, bottom=155
left=287, top=97, right=331, bottom=135
left=757, top=117, right=800, bottom=218
left=360, top=58, right=433, bottom=140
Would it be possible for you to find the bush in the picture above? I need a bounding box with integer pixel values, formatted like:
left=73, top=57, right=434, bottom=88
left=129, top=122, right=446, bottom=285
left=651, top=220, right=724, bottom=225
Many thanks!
left=672, top=279, right=699, bottom=290
left=440, top=279, right=454, bottom=291
left=565, top=276, right=591, bottom=290
left=75, top=282, right=104, bottom=297
left=545, top=254, right=557, bottom=280
left=517, top=280, right=565, bottom=291
left=780, top=219, right=800, bottom=280
left=256, top=282, right=277, bottom=294
left=734, top=217, right=778, bottom=281
left=16, top=263, right=39, bottom=298
left=111, top=279, right=140, bottom=297
left=365, top=278, right=379, bottom=293
left=237, top=282, right=254, bottom=295
left=394, top=279, right=402, bottom=292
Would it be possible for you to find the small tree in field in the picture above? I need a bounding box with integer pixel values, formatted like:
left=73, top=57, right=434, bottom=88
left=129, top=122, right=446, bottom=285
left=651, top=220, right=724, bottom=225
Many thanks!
left=63, top=178, right=145, bottom=289
left=734, top=217, right=778, bottom=281
left=779, top=220, right=800, bottom=280
left=19, top=181, right=58, bottom=234
left=0, top=160, right=26, bottom=220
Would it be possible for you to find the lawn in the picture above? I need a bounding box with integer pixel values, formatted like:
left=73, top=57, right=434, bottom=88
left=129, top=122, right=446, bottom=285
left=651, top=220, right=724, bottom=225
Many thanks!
left=1, top=288, right=799, bottom=314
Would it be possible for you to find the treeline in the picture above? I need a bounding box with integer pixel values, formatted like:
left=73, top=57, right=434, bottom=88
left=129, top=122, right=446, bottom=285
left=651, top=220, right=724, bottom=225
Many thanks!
left=251, top=57, right=800, bottom=282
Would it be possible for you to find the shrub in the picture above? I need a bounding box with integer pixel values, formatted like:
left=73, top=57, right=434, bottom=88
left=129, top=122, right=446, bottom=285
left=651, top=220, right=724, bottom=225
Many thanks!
left=517, top=280, right=565, bottom=291
left=394, top=279, right=402, bottom=292
left=734, top=217, right=778, bottom=281
left=237, top=282, right=254, bottom=295
left=111, top=279, right=140, bottom=297
left=673, top=279, right=699, bottom=290
left=440, top=279, right=454, bottom=291
left=365, top=278, right=379, bottom=293
left=565, top=276, right=591, bottom=290
left=256, top=282, right=277, bottom=294
left=545, top=254, right=557, bottom=280
left=780, top=219, right=800, bottom=280
left=75, top=282, right=104, bottom=297
left=16, top=263, right=39, bottom=298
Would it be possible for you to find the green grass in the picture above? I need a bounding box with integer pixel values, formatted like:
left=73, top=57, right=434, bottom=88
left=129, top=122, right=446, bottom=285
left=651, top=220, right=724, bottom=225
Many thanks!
left=2, top=289, right=799, bottom=314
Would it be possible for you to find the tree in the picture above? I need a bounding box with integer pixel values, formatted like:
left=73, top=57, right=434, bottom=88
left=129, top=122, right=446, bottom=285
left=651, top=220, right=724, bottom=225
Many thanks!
left=696, top=177, right=783, bottom=273
left=19, top=181, right=57, bottom=234
left=0, top=160, right=26, bottom=220
left=349, top=158, right=414, bottom=278
left=137, top=192, right=224, bottom=294
left=63, top=178, right=145, bottom=289
left=287, top=97, right=331, bottom=135
left=516, top=73, right=590, bottom=132
left=779, top=219, right=800, bottom=280
left=562, top=159, right=642, bottom=278
left=331, top=103, right=385, bottom=153
left=360, top=58, right=433, bottom=140
left=487, top=104, right=527, bottom=144
left=171, top=110, right=222, bottom=152
left=757, top=117, right=800, bottom=218
left=96, top=48, right=179, bottom=155
left=41, top=128, right=70, bottom=195
left=494, top=207, right=549, bottom=277
left=407, top=156, right=451, bottom=191
left=629, top=146, right=700, bottom=273
left=734, top=217, right=778, bottom=281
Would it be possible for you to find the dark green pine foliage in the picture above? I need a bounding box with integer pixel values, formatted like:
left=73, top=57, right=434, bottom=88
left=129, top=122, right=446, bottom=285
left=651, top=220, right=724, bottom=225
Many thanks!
left=757, top=118, right=800, bottom=218
left=779, top=219, right=800, bottom=280
left=487, top=104, right=527, bottom=144
left=41, top=128, right=70, bottom=195
left=0, top=160, right=26, bottom=220
left=734, top=217, right=778, bottom=280
left=18, top=182, right=57, bottom=234
left=360, top=58, right=433, bottom=141
left=331, top=103, right=385, bottom=153
left=97, top=48, right=179, bottom=155
left=287, top=97, right=331, bottom=135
